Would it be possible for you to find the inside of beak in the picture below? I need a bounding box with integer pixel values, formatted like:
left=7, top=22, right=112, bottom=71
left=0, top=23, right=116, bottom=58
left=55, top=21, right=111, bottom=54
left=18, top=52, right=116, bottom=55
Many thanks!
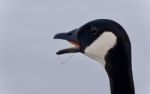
left=56, top=40, right=80, bottom=55
left=68, top=41, right=80, bottom=48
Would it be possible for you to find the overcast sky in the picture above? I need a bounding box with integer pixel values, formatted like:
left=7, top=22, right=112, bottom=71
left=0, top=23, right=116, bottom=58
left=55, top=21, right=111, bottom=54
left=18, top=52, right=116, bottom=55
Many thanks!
left=0, top=0, right=150, bottom=94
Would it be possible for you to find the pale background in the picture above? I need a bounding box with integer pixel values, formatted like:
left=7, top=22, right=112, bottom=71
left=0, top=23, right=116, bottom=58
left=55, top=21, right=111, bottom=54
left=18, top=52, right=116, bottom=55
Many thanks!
left=0, top=0, right=150, bottom=94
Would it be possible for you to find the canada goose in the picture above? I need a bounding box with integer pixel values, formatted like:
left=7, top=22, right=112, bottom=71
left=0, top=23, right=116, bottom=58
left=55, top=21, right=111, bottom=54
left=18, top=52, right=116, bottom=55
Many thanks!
left=54, top=19, right=135, bottom=94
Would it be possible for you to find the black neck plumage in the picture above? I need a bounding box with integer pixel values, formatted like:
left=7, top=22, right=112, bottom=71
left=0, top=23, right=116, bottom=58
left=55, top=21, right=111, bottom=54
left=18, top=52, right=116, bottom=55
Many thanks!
left=106, top=65, right=135, bottom=94
left=105, top=38, right=135, bottom=94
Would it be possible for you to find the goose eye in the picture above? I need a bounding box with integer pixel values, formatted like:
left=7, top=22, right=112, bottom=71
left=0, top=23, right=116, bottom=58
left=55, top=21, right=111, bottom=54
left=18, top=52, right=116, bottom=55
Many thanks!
left=92, top=30, right=98, bottom=35
left=91, top=26, right=98, bottom=35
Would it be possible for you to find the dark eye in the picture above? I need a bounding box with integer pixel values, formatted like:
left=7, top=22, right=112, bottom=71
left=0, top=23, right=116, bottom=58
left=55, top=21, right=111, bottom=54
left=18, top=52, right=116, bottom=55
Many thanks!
left=91, top=26, right=98, bottom=35
left=92, top=30, right=98, bottom=35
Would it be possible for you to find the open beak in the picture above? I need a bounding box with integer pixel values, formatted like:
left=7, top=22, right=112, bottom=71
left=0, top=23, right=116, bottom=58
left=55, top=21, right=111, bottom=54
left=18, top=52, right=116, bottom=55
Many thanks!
left=54, top=29, right=81, bottom=55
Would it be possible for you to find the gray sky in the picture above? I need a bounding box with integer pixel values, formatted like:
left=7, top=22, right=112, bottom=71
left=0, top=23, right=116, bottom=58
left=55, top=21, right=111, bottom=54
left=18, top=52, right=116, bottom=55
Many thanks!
left=0, top=0, right=150, bottom=94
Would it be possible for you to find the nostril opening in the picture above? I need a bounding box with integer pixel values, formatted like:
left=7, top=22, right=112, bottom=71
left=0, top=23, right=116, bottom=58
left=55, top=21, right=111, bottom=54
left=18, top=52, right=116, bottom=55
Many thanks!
left=67, top=32, right=73, bottom=36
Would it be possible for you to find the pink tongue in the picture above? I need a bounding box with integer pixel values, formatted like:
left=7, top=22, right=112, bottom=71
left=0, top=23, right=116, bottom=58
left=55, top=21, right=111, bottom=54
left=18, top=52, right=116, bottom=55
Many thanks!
left=69, top=41, right=80, bottom=48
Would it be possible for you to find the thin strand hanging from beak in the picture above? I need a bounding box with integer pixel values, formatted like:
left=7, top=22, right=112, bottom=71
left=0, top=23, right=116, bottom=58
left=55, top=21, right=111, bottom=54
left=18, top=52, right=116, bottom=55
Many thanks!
left=57, top=54, right=74, bottom=72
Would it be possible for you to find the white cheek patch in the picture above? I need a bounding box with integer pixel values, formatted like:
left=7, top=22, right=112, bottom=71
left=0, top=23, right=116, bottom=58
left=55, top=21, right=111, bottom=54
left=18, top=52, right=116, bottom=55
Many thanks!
left=85, top=32, right=117, bottom=66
